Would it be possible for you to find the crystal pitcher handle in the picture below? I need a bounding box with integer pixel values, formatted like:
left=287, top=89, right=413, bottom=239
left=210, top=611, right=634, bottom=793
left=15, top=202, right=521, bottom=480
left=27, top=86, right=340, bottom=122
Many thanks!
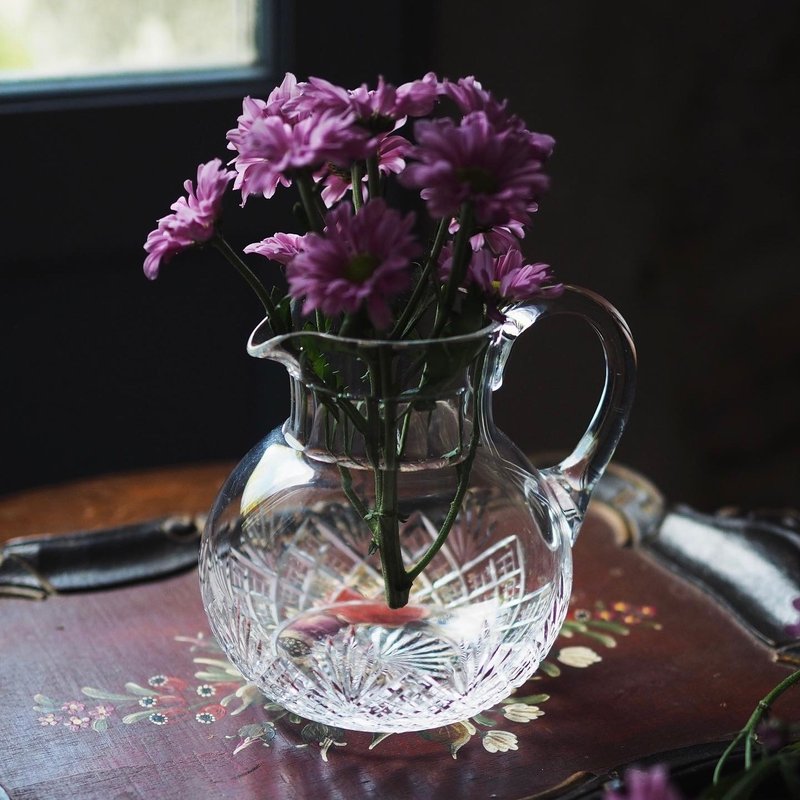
left=494, top=285, right=637, bottom=543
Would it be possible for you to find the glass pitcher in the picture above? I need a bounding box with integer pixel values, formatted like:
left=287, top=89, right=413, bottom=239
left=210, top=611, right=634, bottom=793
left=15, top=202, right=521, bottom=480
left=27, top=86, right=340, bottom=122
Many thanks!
left=199, top=285, right=636, bottom=732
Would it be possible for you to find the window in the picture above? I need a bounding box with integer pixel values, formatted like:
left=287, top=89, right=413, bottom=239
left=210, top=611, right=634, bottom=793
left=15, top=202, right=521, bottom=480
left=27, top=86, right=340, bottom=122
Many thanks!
left=1, top=0, right=262, bottom=85
left=1, top=1, right=437, bottom=494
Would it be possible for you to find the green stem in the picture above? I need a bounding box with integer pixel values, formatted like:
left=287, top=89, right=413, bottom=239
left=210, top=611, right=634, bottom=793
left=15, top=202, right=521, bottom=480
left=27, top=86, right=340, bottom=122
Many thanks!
left=338, top=313, right=355, bottom=337
left=295, top=171, right=325, bottom=233
left=350, top=162, right=363, bottom=212
left=713, top=668, right=800, bottom=784
left=211, top=234, right=281, bottom=327
left=407, top=348, right=485, bottom=581
left=338, top=465, right=369, bottom=519
left=320, top=392, right=369, bottom=438
left=390, top=217, right=450, bottom=340
left=378, top=350, right=411, bottom=607
left=431, top=203, right=475, bottom=339
left=364, top=355, right=410, bottom=608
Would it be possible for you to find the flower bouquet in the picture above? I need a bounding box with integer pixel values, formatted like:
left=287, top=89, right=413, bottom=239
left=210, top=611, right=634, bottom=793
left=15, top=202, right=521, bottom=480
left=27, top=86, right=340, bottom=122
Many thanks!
left=144, top=72, right=636, bottom=731
left=145, top=72, right=562, bottom=609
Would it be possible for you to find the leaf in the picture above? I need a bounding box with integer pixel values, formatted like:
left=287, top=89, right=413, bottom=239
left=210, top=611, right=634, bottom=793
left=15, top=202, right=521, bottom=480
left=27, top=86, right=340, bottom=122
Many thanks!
left=538, top=660, right=561, bottom=678
left=261, top=703, right=289, bottom=723
left=447, top=285, right=487, bottom=338
left=33, top=693, right=58, bottom=706
left=368, top=732, right=393, bottom=751
left=270, top=293, right=293, bottom=336
left=234, top=722, right=276, bottom=752
left=193, top=657, right=239, bottom=672
left=502, top=693, right=550, bottom=705
left=81, top=687, right=139, bottom=703
left=91, top=718, right=109, bottom=733
left=577, top=630, right=618, bottom=649
left=122, top=710, right=159, bottom=724
left=419, top=721, right=474, bottom=759
left=123, top=683, right=157, bottom=697
left=226, top=685, right=266, bottom=716
left=194, top=671, right=234, bottom=682
left=587, top=620, right=630, bottom=635
left=301, top=722, right=345, bottom=745
left=699, top=755, right=782, bottom=799
left=32, top=694, right=61, bottom=712
left=471, top=713, right=496, bottom=727
left=237, top=723, right=268, bottom=738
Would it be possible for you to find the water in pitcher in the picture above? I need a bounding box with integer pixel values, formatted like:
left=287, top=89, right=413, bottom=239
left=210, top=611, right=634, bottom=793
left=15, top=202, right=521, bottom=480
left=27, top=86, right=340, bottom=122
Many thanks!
left=203, top=503, right=570, bottom=732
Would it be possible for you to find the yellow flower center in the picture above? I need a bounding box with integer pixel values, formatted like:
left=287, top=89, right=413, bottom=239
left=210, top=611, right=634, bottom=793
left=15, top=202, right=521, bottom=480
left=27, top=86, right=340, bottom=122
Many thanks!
left=456, top=166, right=498, bottom=194
left=345, top=253, right=379, bottom=283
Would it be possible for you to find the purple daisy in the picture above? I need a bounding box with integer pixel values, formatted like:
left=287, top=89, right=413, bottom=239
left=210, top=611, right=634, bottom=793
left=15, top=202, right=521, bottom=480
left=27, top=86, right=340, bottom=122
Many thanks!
left=244, top=232, right=307, bottom=264
left=319, top=132, right=412, bottom=206
left=401, top=110, right=553, bottom=228
left=440, top=75, right=509, bottom=125
left=287, top=199, right=421, bottom=329
left=786, top=597, right=800, bottom=638
left=487, top=248, right=562, bottom=302
left=604, top=766, right=683, bottom=800
left=439, top=245, right=561, bottom=307
left=287, top=74, right=438, bottom=130
left=226, top=74, right=305, bottom=154
left=448, top=216, right=529, bottom=254
left=143, top=159, right=233, bottom=279
left=263, top=71, right=304, bottom=119
left=395, top=72, right=440, bottom=117
left=229, top=109, right=369, bottom=202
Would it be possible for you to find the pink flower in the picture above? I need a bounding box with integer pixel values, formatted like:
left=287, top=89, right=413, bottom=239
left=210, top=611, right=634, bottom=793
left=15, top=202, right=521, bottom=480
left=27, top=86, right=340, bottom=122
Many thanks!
left=38, top=713, right=62, bottom=726
left=264, top=72, right=304, bottom=119
left=441, top=76, right=555, bottom=156
left=229, top=111, right=369, bottom=202
left=439, top=246, right=561, bottom=309
left=143, top=159, right=233, bottom=279
left=449, top=217, right=528, bottom=254
left=287, top=199, right=420, bottom=329
left=64, top=715, right=91, bottom=731
left=245, top=232, right=307, bottom=264
left=198, top=703, right=227, bottom=720
left=287, top=74, right=438, bottom=130
left=479, top=248, right=562, bottom=302
left=319, top=132, right=412, bottom=206
left=786, top=597, right=800, bottom=638
left=473, top=222, right=527, bottom=253
left=440, top=75, right=509, bottom=124
left=146, top=675, right=189, bottom=693
left=89, top=704, right=115, bottom=720
left=401, top=111, right=553, bottom=227
left=226, top=75, right=304, bottom=153
left=285, top=76, right=351, bottom=118
left=395, top=72, right=440, bottom=117
left=61, top=701, right=85, bottom=714
left=605, top=766, right=683, bottom=800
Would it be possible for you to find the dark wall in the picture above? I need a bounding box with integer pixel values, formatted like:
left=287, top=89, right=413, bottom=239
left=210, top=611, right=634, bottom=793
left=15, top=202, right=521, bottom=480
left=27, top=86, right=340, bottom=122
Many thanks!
left=435, top=0, right=800, bottom=509
left=0, top=1, right=433, bottom=496
left=3, top=1, right=798, bottom=511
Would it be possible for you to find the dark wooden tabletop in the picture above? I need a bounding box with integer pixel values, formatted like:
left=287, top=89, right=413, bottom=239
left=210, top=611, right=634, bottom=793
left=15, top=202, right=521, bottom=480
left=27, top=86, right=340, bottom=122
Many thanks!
left=0, top=462, right=234, bottom=543
left=1, top=464, right=798, bottom=800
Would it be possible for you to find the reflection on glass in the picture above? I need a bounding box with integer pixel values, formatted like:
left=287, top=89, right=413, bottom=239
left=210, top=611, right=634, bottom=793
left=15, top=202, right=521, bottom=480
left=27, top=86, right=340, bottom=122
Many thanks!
left=0, top=0, right=260, bottom=82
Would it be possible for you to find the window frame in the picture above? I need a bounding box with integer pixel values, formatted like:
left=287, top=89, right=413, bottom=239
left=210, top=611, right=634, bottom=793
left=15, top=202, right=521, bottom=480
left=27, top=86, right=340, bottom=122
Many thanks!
left=1, top=0, right=441, bottom=494
left=0, top=0, right=293, bottom=115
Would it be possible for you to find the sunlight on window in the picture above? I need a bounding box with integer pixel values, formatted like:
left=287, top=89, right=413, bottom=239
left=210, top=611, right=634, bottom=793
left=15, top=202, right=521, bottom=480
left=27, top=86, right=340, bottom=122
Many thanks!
left=0, top=0, right=260, bottom=82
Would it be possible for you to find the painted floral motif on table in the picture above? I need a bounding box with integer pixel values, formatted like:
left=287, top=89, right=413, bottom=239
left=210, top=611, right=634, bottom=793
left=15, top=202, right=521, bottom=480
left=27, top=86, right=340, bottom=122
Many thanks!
left=32, top=599, right=660, bottom=760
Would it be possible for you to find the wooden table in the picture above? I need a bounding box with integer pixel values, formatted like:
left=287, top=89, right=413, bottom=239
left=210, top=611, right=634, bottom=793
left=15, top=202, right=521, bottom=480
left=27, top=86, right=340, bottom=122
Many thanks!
left=1, top=464, right=797, bottom=800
